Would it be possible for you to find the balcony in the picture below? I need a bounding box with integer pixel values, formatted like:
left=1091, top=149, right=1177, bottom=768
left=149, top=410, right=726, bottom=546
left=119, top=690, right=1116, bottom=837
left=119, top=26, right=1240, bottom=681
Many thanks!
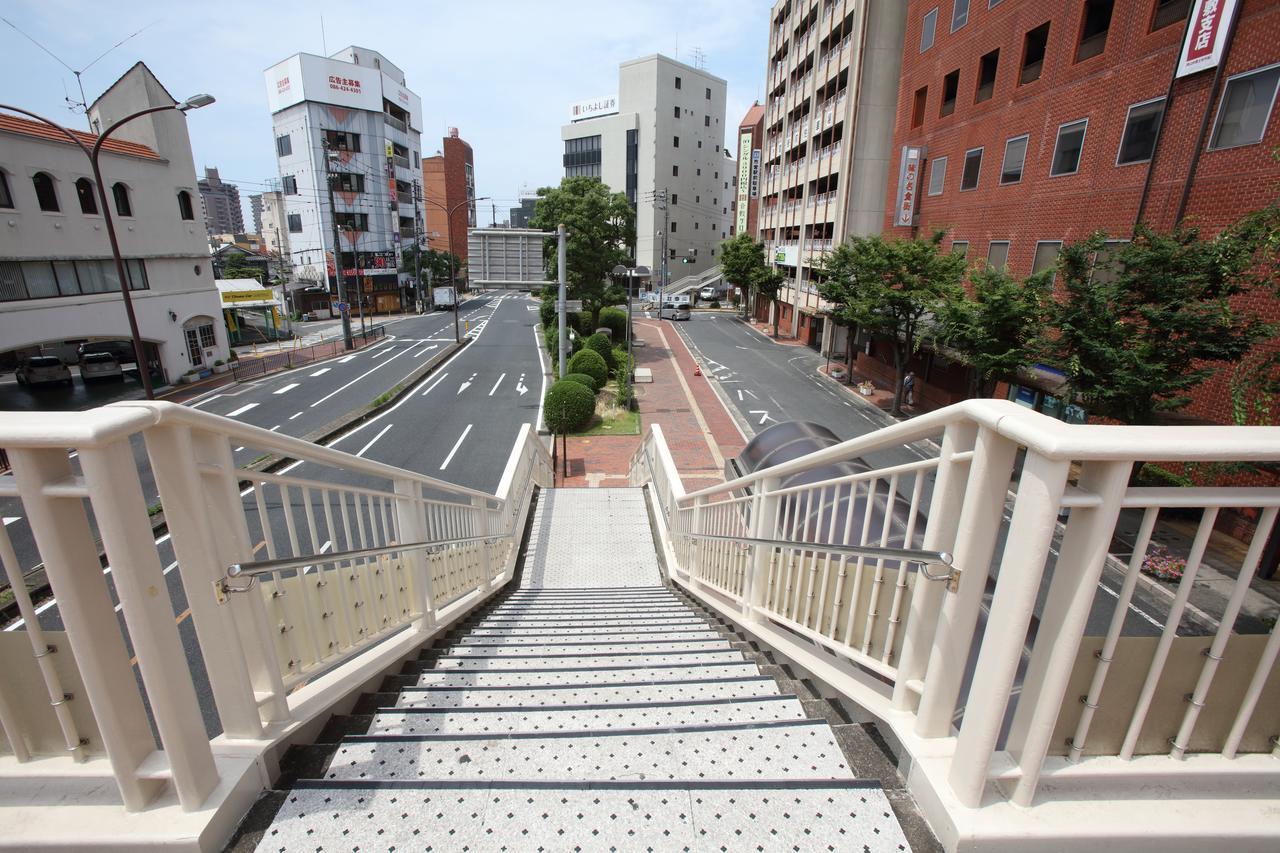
left=392, top=154, right=410, bottom=170
left=384, top=112, right=408, bottom=133
left=396, top=190, right=413, bottom=206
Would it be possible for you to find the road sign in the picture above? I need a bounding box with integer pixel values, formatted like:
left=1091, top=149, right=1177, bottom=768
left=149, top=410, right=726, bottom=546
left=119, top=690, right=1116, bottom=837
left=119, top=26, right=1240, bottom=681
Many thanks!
left=336, top=302, right=348, bottom=312
left=556, top=300, right=584, bottom=312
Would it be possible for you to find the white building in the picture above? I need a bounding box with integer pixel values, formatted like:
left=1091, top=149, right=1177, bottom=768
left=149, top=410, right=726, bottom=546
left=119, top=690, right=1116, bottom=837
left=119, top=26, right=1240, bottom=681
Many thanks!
left=561, top=55, right=733, bottom=282
left=264, top=46, right=424, bottom=313
left=0, top=62, right=229, bottom=383
left=258, top=189, right=291, bottom=260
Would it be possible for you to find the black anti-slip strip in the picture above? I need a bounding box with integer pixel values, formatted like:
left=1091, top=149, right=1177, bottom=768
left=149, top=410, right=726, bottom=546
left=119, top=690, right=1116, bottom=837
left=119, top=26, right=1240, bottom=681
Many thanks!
left=376, top=694, right=798, bottom=715
left=342, top=716, right=820, bottom=743
left=400, top=675, right=774, bottom=693
left=290, top=777, right=883, bottom=792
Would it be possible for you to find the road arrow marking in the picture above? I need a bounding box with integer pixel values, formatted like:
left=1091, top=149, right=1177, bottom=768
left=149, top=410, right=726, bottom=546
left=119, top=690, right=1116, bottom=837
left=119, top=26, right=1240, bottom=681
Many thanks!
left=743, top=389, right=759, bottom=399
left=749, top=409, right=773, bottom=425
left=3, top=517, right=21, bottom=526
left=457, top=373, right=476, bottom=395
left=516, top=373, right=529, bottom=396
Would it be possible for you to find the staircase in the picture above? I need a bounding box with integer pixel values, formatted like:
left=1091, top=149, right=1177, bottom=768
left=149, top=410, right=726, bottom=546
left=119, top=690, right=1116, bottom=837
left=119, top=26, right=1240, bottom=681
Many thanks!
left=234, top=488, right=922, bottom=850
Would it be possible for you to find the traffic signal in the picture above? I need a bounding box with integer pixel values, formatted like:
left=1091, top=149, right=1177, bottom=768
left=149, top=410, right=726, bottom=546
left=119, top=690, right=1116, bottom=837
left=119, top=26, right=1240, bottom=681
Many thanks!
left=681, top=256, right=691, bottom=264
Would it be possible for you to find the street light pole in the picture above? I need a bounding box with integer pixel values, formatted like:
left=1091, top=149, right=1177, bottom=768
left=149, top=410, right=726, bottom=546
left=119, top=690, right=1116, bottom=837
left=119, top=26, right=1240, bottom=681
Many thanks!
left=322, top=141, right=355, bottom=350
left=423, top=194, right=490, bottom=343
left=0, top=96, right=215, bottom=399
left=612, top=265, right=649, bottom=383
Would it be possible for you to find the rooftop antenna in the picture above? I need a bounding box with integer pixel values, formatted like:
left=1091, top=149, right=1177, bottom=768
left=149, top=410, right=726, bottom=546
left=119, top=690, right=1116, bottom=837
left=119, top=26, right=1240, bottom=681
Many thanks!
left=320, top=15, right=328, bottom=56
left=1, top=15, right=160, bottom=129
left=691, top=47, right=707, bottom=70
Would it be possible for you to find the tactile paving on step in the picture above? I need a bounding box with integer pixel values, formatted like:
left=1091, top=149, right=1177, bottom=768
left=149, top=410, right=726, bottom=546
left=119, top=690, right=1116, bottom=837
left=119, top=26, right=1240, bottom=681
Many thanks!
left=260, top=781, right=912, bottom=852
left=395, top=677, right=784, bottom=710
left=415, top=662, right=764, bottom=688
left=324, top=720, right=852, bottom=783
left=368, top=695, right=807, bottom=735
left=431, top=650, right=745, bottom=670
left=519, top=489, right=664, bottom=588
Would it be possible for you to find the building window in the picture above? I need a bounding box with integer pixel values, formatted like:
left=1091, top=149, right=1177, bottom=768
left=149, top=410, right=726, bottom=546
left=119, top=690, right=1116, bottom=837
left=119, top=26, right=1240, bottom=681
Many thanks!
left=1117, top=97, right=1167, bottom=164
left=960, top=147, right=983, bottom=190
left=112, top=183, right=132, bottom=217
left=198, top=323, right=217, bottom=349
left=287, top=213, right=303, bottom=233
left=940, top=69, right=960, bottom=116
left=323, top=130, right=360, bottom=152
left=694, top=222, right=699, bottom=229
left=674, top=136, right=680, bottom=148
left=76, top=178, right=98, bottom=214
left=975, top=48, right=999, bottom=103
left=671, top=194, right=678, bottom=205
left=951, top=240, right=969, bottom=257
left=275, top=134, right=292, bottom=157
left=32, top=172, right=58, bottom=212
left=705, top=87, right=711, bottom=99
left=564, top=134, right=603, bottom=178
left=335, top=212, right=369, bottom=230
left=951, top=0, right=970, bottom=32
left=177, top=190, right=194, bottom=220
left=986, top=240, right=1010, bottom=270
left=673, top=165, right=679, bottom=176
left=674, top=106, right=681, bottom=119
left=1209, top=64, right=1280, bottom=150
left=671, top=222, right=678, bottom=233
left=1032, top=240, right=1062, bottom=278
left=1090, top=239, right=1128, bottom=284
left=1051, top=119, right=1088, bottom=175
left=1151, top=0, right=1191, bottom=31
left=921, top=7, right=938, bottom=52
left=912, top=86, right=928, bottom=128
left=927, top=155, right=948, bottom=195
left=0, top=171, right=11, bottom=209
left=1076, top=0, right=1113, bottom=63
left=704, top=115, right=711, bottom=127
left=283, top=175, right=298, bottom=195
left=675, top=76, right=682, bottom=89
left=1000, top=135, right=1028, bottom=184
left=1021, top=22, right=1050, bottom=84
left=330, top=172, right=365, bottom=193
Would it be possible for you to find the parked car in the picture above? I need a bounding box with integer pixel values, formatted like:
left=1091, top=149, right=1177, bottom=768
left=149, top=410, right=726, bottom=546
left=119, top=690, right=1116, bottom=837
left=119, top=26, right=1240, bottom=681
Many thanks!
left=16, top=356, right=72, bottom=387
left=699, top=286, right=719, bottom=302
left=77, top=340, right=136, bottom=365
left=659, top=302, right=691, bottom=321
left=79, top=352, right=124, bottom=382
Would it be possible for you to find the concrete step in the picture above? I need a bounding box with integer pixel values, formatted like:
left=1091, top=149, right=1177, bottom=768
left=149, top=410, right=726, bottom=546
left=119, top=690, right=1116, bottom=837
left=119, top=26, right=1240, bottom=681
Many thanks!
left=395, top=676, right=783, bottom=710
left=472, top=616, right=707, bottom=628
left=323, top=719, right=851, bottom=783
left=414, top=662, right=765, bottom=688
left=438, top=639, right=733, bottom=656
left=457, top=628, right=724, bottom=642
left=431, top=650, right=745, bottom=670
left=264, top=779, right=910, bottom=851
left=482, top=604, right=691, bottom=617
left=367, top=695, right=808, bottom=735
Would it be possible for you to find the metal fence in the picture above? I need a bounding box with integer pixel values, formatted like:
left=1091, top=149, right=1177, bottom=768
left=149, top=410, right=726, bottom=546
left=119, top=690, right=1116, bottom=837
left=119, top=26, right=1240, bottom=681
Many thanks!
left=230, top=325, right=386, bottom=382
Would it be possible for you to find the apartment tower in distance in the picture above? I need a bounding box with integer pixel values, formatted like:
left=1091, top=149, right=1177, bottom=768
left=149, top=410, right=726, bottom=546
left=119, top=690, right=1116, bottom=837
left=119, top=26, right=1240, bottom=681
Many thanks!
left=422, top=129, right=475, bottom=269
left=562, top=54, right=733, bottom=283
left=735, top=102, right=766, bottom=239
left=198, top=166, right=244, bottom=236
left=758, top=0, right=908, bottom=349
left=883, top=0, right=1280, bottom=422
left=264, top=46, right=424, bottom=312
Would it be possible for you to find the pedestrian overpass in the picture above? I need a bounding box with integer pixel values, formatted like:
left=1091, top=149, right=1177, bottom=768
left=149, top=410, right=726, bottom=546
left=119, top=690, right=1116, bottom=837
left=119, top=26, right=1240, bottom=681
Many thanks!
left=0, top=400, right=1277, bottom=850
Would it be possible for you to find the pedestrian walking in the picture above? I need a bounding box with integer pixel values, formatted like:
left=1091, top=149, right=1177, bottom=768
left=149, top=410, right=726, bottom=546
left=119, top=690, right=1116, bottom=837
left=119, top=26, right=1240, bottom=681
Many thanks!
left=903, top=371, right=916, bottom=407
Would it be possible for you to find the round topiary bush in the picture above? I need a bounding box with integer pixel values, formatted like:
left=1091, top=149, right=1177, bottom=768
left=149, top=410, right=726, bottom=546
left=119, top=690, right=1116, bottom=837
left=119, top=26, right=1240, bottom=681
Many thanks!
left=566, top=348, right=607, bottom=390
left=598, top=307, right=628, bottom=340
left=584, top=333, right=615, bottom=372
left=543, top=379, right=596, bottom=434
left=562, top=372, right=597, bottom=391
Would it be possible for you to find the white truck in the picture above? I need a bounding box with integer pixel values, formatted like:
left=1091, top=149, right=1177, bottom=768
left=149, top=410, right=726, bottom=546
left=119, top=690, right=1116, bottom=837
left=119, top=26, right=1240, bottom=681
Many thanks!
left=432, top=286, right=456, bottom=309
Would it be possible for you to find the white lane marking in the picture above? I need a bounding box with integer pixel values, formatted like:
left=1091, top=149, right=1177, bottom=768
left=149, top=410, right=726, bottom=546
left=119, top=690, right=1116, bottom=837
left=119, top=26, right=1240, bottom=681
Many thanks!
left=749, top=409, right=773, bottom=425
left=737, top=390, right=743, bottom=401
left=2, top=517, right=20, bottom=526
left=440, top=424, right=473, bottom=470
left=420, top=372, right=449, bottom=397
left=310, top=368, right=331, bottom=377
left=489, top=373, right=507, bottom=396
left=457, top=373, right=476, bottom=395
left=302, top=540, right=333, bottom=575
left=338, top=356, right=356, bottom=363
left=274, top=383, right=300, bottom=395
left=227, top=403, right=259, bottom=418
left=310, top=346, right=412, bottom=408
left=289, top=411, right=303, bottom=420
left=67, top=451, right=78, bottom=459
left=743, top=389, right=758, bottom=399
left=234, top=446, right=244, bottom=452
left=735, top=346, right=748, bottom=350
left=163, top=559, right=179, bottom=576
left=356, top=423, right=394, bottom=458
left=533, top=327, right=549, bottom=433
left=187, top=393, right=224, bottom=409
left=413, top=344, right=439, bottom=357
left=269, top=425, right=281, bottom=432
left=7, top=594, right=60, bottom=630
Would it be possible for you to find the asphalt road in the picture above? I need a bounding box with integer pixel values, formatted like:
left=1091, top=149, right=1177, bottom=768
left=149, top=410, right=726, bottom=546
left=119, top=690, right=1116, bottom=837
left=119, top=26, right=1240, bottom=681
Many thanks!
left=2, top=292, right=547, bottom=737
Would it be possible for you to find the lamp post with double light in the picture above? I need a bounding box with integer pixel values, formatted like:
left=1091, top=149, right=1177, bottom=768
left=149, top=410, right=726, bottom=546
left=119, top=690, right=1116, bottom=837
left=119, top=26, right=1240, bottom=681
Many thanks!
left=423, top=194, right=489, bottom=341
left=611, top=264, right=649, bottom=381
left=0, top=94, right=216, bottom=398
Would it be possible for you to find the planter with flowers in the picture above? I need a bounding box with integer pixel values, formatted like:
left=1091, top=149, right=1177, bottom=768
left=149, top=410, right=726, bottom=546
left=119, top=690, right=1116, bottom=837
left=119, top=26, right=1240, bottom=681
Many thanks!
left=1141, top=544, right=1186, bottom=583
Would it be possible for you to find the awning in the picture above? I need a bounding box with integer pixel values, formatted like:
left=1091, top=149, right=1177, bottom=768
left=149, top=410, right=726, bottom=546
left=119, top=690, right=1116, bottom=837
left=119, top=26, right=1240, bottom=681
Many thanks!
left=217, top=278, right=280, bottom=309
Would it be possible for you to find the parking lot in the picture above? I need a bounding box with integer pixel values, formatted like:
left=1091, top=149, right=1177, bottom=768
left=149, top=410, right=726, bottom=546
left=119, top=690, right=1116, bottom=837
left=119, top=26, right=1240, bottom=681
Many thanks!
left=0, top=362, right=146, bottom=412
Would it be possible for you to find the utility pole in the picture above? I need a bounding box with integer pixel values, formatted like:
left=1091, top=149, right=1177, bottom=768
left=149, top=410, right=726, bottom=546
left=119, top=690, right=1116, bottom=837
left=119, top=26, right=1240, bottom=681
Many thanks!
left=659, top=188, right=670, bottom=308
left=557, top=223, right=567, bottom=379
left=323, top=140, right=354, bottom=350
left=274, top=223, right=291, bottom=337
left=414, top=180, right=423, bottom=312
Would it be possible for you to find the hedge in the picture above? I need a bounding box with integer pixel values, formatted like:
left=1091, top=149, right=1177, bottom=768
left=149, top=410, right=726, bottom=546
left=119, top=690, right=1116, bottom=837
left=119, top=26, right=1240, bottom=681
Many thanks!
left=543, top=379, right=596, bottom=433
left=584, top=333, right=615, bottom=372
left=562, top=373, right=598, bottom=391
left=566, top=348, right=607, bottom=390
left=598, top=307, right=628, bottom=341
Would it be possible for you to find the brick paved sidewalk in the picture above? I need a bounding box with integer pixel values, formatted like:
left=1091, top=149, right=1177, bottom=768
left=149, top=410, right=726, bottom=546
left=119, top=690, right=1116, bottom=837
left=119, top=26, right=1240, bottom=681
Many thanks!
left=558, top=318, right=745, bottom=490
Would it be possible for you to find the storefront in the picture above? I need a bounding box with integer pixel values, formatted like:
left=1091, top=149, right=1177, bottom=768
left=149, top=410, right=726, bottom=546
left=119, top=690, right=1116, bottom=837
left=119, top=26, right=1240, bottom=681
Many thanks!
left=218, top=279, right=285, bottom=344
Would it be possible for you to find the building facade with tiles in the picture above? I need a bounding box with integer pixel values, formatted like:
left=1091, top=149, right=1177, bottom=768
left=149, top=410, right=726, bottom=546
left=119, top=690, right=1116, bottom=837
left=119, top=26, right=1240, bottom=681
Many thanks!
left=881, top=0, right=1280, bottom=422
left=422, top=128, right=475, bottom=268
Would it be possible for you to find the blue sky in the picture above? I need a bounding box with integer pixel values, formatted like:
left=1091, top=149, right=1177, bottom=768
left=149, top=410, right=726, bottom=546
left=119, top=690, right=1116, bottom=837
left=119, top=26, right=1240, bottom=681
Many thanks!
left=1, top=0, right=772, bottom=225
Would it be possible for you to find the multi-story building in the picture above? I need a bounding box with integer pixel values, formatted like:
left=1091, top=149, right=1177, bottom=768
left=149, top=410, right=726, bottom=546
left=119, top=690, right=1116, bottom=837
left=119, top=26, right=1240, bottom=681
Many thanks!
left=0, top=62, right=229, bottom=381
left=561, top=54, right=732, bottom=283
left=422, top=128, right=475, bottom=269
left=264, top=46, right=424, bottom=312
left=509, top=197, right=538, bottom=228
left=884, top=0, right=1280, bottom=421
left=734, top=102, right=766, bottom=239
left=248, top=192, right=264, bottom=234
left=257, top=189, right=291, bottom=261
left=198, top=166, right=244, bottom=236
left=757, top=0, right=908, bottom=349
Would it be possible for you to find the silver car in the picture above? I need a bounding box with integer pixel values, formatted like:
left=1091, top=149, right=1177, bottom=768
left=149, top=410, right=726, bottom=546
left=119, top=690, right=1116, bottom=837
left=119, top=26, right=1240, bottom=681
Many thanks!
left=659, top=302, right=691, bottom=321
left=79, top=352, right=124, bottom=382
left=16, top=356, right=72, bottom=387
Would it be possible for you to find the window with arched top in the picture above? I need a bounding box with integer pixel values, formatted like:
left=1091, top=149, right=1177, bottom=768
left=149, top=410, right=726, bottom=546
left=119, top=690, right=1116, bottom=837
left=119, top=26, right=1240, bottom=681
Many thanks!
left=112, top=182, right=132, bottom=217
left=75, top=178, right=98, bottom=214
left=177, top=190, right=194, bottom=221
left=32, top=172, right=58, bottom=212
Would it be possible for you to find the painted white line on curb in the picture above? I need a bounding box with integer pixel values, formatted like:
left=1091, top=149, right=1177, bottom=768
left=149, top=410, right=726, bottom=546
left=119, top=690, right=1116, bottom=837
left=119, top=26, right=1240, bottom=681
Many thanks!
left=440, top=424, right=472, bottom=470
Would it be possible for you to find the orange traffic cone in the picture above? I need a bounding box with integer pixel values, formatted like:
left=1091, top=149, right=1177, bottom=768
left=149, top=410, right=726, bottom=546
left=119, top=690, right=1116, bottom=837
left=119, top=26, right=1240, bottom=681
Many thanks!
left=694, top=364, right=702, bottom=376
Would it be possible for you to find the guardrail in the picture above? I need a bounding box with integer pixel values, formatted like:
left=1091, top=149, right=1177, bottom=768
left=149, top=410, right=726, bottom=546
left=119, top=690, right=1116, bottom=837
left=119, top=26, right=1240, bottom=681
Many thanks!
left=231, top=324, right=385, bottom=381
left=629, top=401, right=1280, bottom=831
left=0, top=402, right=551, bottom=821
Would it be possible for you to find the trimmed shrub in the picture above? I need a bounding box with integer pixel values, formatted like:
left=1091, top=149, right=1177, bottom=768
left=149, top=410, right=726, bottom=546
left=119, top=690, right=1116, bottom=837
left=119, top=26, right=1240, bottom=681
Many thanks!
left=584, top=333, right=615, bottom=372
left=613, top=347, right=632, bottom=379
left=566, top=348, right=607, bottom=390
left=562, top=372, right=597, bottom=391
left=543, top=379, right=596, bottom=434
left=709, top=299, right=721, bottom=309
left=598, top=307, right=628, bottom=340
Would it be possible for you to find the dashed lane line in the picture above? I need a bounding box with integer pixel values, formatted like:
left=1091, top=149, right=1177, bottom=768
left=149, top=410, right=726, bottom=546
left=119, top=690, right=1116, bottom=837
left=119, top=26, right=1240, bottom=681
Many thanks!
left=440, top=424, right=473, bottom=470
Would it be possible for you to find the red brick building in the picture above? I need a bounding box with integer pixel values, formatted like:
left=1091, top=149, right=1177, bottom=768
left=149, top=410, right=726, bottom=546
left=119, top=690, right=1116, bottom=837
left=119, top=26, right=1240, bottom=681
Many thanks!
left=882, top=0, right=1280, bottom=422
left=422, top=127, right=476, bottom=272
left=734, top=102, right=766, bottom=240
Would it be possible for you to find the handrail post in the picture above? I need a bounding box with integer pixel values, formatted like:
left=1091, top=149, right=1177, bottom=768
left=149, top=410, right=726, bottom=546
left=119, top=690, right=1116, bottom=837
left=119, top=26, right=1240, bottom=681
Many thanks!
left=947, top=450, right=1071, bottom=808
left=395, top=479, right=436, bottom=629
left=473, top=495, right=494, bottom=586
left=690, top=495, right=706, bottom=582
left=744, top=476, right=783, bottom=622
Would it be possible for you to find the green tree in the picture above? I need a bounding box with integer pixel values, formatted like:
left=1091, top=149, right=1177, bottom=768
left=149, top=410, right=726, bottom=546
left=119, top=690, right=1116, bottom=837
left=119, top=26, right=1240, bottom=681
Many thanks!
left=1050, top=224, right=1275, bottom=425
left=818, top=231, right=967, bottom=416
left=939, top=264, right=1053, bottom=398
left=529, top=177, right=635, bottom=328
left=400, top=246, right=461, bottom=294
left=219, top=255, right=265, bottom=283
left=719, top=233, right=784, bottom=329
